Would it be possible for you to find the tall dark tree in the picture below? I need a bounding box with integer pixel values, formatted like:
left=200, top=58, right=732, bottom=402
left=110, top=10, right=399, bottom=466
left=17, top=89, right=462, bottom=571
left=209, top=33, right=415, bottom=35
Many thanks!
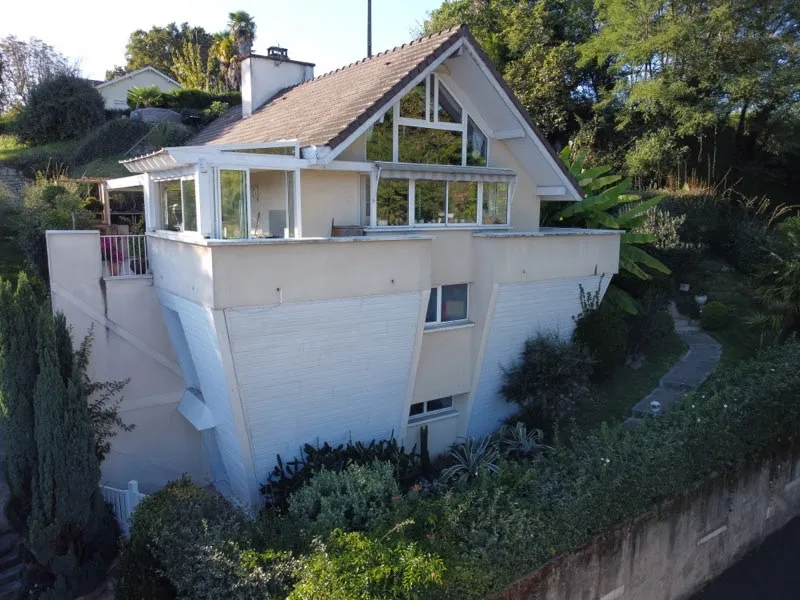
left=125, top=22, right=212, bottom=82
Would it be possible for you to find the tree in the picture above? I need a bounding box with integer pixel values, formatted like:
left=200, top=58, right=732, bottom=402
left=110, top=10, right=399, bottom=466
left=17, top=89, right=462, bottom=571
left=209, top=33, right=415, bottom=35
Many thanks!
left=0, top=273, right=39, bottom=523
left=125, top=23, right=212, bottom=82
left=27, top=307, right=115, bottom=596
left=172, top=38, right=211, bottom=90
left=227, top=11, right=257, bottom=57
left=209, top=33, right=238, bottom=92
left=0, top=36, right=76, bottom=110
left=104, top=66, right=126, bottom=81
left=14, top=74, right=105, bottom=145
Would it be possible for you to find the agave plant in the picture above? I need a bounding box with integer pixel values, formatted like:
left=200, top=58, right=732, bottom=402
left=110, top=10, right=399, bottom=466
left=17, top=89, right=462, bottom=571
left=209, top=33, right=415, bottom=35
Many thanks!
left=440, top=436, right=500, bottom=485
left=499, top=422, right=549, bottom=459
left=555, top=147, right=671, bottom=313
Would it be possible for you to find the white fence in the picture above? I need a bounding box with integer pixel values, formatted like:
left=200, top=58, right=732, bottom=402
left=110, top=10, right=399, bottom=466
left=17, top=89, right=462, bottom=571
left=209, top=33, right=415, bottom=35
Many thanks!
left=100, top=480, right=147, bottom=536
left=100, top=235, right=150, bottom=278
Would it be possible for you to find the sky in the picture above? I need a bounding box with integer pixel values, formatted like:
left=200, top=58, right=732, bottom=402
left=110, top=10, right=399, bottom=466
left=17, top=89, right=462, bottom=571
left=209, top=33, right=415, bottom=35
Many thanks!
left=1, top=0, right=444, bottom=80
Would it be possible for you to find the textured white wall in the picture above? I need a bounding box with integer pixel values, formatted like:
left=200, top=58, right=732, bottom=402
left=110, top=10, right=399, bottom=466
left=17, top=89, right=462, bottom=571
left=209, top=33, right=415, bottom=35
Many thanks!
left=467, top=275, right=609, bottom=438
left=98, top=70, right=180, bottom=110
left=225, top=292, right=423, bottom=482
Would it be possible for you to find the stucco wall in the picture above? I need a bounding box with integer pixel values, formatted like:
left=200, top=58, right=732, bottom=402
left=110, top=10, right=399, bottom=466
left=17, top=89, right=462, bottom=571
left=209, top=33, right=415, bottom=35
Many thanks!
left=250, top=170, right=287, bottom=237
left=98, top=70, right=180, bottom=110
left=300, top=170, right=360, bottom=237
left=46, top=231, right=209, bottom=492
left=489, top=140, right=540, bottom=230
left=492, top=446, right=800, bottom=600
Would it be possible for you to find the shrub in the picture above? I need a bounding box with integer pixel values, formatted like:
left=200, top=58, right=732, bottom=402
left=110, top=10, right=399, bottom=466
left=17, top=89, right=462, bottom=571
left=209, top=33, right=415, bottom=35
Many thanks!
left=572, top=285, right=628, bottom=381
left=71, top=119, right=151, bottom=166
left=126, top=85, right=164, bottom=109
left=440, top=437, right=500, bottom=485
left=262, top=437, right=420, bottom=509
left=288, top=462, right=400, bottom=538
left=500, top=332, right=593, bottom=426
left=701, top=300, right=730, bottom=331
left=14, top=75, right=105, bottom=145
left=146, top=122, right=192, bottom=149
left=117, top=477, right=296, bottom=600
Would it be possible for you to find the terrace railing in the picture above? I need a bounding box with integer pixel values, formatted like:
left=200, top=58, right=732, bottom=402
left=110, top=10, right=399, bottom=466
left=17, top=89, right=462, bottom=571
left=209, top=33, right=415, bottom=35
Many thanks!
left=100, top=234, right=150, bottom=278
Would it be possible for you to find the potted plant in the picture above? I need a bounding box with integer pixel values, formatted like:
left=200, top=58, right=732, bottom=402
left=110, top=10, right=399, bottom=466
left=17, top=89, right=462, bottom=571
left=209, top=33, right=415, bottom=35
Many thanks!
left=694, top=284, right=708, bottom=308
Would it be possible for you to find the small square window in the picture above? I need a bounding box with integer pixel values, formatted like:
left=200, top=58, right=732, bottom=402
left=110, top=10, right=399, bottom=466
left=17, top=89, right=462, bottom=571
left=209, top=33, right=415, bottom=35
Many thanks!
left=409, top=402, right=425, bottom=416
left=426, top=397, right=453, bottom=412
left=409, top=396, right=454, bottom=419
left=426, top=284, right=468, bottom=324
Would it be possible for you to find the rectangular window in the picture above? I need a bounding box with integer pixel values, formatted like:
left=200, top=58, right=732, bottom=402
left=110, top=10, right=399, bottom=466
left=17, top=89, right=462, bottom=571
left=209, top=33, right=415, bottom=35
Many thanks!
left=436, top=82, right=462, bottom=124
left=376, top=178, right=409, bottom=226
left=181, top=178, right=197, bottom=232
left=414, top=180, right=446, bottom=224
left=447, top=181, right=478, bottom=224
left=366, top=110, right=393, bottom=162
left=400, top=81, right=427, bottom=120
left=426, top=284, right=469, bottom=324
left=398, top=125, right=462, bottom=166
left=409, top=396, right=454, bottom=419
left=466, top=117, right=488, bottom=166
left=359, top=174, right=372, bottom=226
left=482, top=182, right=509, bottom=225
left=220, top=170, right=248, bottom=239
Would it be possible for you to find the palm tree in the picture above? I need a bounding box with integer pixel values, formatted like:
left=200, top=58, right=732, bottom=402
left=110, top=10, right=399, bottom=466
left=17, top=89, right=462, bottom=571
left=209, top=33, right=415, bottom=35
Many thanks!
left=228, top=11, right=256, bottom=57
left=209, top=33, right=238, bottom=92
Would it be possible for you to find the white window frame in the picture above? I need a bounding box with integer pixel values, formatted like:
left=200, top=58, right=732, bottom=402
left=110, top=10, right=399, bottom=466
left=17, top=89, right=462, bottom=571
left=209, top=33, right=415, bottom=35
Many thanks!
left=158, top=176, right=198, bottom=232
left=426, top=283, right=469, bottom=326
left=215, top=167, right=251, bottom=240
left=408, top=396, right=457, bottom=424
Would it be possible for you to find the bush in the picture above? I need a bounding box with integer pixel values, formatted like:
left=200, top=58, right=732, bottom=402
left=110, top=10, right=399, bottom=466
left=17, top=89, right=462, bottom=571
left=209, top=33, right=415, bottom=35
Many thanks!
left=701, top=300, right=730, bottom=331
left=572, top=285, right=629, bottom=381
left=14, top=75, right=105, bottom=145
left=117, top=477, right=296, bottom=600
left=71, top=119, right=151, bottom=166
left=288, top=462, right=400, bottom=539
left=500, top=332, right=593, bottom=427
left=146, top=122, right=192, bottom=149
left=262, top=437, right=420, bottom=509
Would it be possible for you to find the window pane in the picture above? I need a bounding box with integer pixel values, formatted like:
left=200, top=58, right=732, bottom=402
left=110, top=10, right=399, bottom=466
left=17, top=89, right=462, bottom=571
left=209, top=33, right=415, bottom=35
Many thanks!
left=409, top=402, right=425, bottom=417
left=437, top=82, right=462, bottom=123
left=415, top=180, right=446, bottom=224
left=400, top=81, right=426, bottom=119
left=448, top=181, right=478, bottom=224
left=425, top=288, right=438, bottom=323
left=482, top=182, right=509, bottom=225
left=441, top=283, right=468, bottom=321
left=427, top=397, right=453, bottom=412
left=366, top=109, right=393, bottom=161
left=181, top=179, right=197, bottom=232
left=467, top=117, right=488, bottom=166
left=398, top=126, right=462, bottom=166
left=220, top=170, right=247, bottom=239
left=287, top=171, right=296, bottom=237
left=161, top=182, right=182, bottom=231
left=359, top=174, right=371, bottom=226
left=376, top=178, right=409, bottom=226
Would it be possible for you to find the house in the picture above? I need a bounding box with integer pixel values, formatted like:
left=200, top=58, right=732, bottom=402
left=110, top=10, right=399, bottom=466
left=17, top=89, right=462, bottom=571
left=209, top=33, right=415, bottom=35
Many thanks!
left=46, top=27, right=621, bottom=507
left=95, top=66, right=181, bottom=110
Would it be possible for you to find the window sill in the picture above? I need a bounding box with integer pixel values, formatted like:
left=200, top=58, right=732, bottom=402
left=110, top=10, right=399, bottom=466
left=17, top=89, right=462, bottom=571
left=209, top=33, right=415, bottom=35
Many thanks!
left=407, top=408, right=459, bottom=427
left=423, top=320, right=474, bottom=333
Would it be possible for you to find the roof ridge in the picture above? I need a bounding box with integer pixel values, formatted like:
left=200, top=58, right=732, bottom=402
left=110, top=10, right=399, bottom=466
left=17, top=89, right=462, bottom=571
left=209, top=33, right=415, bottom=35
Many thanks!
left=298, top=24, right=465, bottom=86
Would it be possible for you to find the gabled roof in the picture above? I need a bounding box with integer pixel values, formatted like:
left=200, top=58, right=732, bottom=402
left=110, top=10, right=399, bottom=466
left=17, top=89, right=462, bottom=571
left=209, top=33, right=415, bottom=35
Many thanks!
left=189, top=25, right=582, bottom=197
left=95, top=66, right=181, bottom=90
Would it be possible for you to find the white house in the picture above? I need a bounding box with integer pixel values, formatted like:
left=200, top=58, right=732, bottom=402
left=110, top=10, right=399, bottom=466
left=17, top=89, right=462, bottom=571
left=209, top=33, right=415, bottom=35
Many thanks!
left=95, top=66, right=181, bottom=110
left=47, top=28, right=621, bottom=507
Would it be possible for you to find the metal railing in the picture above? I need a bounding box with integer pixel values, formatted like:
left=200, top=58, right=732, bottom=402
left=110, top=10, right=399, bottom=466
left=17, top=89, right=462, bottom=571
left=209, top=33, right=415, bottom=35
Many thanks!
left=100, top=234, right=150, bottom=278
left=100, top=480, right=147, bottom=536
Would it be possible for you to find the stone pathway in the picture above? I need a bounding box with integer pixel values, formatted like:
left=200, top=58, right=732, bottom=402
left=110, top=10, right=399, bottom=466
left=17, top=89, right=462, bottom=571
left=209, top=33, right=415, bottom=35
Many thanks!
left=625, top=304, right=722, bottom=427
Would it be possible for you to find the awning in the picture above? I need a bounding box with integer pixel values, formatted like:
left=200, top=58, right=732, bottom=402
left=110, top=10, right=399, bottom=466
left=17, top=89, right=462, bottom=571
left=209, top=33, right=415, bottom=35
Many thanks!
left=375, top=161, right=516, bottom=183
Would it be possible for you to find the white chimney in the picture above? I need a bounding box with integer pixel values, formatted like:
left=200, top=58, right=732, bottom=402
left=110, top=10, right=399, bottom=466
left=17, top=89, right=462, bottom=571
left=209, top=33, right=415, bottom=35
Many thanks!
left=241, top=47, right=315, bottom=117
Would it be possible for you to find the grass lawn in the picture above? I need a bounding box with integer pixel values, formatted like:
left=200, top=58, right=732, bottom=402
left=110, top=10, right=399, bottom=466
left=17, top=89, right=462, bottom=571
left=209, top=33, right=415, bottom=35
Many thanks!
left=0, top=134, right=79, bottom=177
left=573, top=332, right=688, bottom=431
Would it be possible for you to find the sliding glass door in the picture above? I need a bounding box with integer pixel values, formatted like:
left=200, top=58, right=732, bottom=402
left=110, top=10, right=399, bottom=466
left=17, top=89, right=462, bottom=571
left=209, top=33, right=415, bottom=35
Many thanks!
left=219, top=169, right=248, bottom=239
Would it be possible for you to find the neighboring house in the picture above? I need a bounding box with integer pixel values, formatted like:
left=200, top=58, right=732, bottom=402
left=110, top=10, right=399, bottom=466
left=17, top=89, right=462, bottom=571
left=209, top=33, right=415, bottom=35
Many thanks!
left=95, top=66, right=181, bottom=110
left=46, top=28, right=621, bottom=507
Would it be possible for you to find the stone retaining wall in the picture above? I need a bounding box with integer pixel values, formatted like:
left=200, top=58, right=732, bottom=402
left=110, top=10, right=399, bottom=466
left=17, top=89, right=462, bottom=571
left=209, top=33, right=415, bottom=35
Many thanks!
left=0, top=166, right=29, bottom=204
left=493, top=446, right=800, bottom=600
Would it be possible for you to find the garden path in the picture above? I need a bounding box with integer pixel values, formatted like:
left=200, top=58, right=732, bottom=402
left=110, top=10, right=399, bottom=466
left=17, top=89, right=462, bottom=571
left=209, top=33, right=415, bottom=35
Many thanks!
left=625, top=305, right=722, bottom=426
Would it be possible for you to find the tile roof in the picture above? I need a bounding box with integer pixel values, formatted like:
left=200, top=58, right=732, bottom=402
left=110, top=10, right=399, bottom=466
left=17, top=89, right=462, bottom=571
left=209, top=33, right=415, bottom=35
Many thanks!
left=189, top=25, right=465, bottom=149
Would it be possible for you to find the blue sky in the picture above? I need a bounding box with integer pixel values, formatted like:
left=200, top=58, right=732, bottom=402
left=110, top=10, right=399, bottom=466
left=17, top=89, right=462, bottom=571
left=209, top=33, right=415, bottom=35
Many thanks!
left=2, top=0, right=444, bottom=80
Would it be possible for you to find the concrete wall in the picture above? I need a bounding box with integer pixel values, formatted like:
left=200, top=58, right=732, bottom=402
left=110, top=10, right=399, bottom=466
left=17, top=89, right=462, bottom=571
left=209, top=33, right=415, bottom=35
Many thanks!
left=46, top=231, right=209, bottom=492
left=241, top=56, right=313, bottom=117
left=492, top=446, right=800, bottom=600
left=98, top=70, right=180, bottom=110
left=300, top=170, right=361, bottom=236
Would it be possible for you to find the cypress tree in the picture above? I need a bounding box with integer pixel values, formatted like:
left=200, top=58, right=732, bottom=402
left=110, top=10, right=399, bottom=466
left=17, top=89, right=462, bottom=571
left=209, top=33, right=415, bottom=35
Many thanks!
left=0, top=273, right=40, bottom=521
left=28, top=307, right=109, bottom=595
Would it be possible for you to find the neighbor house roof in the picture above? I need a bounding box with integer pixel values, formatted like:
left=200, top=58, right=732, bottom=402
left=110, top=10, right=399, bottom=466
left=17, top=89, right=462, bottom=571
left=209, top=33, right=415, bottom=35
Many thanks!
left=189, top=25, right=582, bottom=195
left=95, top=66, right=180, bottom=89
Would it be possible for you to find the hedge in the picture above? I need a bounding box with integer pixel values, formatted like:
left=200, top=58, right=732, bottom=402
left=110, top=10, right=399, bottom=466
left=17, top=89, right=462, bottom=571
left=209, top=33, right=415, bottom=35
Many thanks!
left=117, top=340, right=800, bottom=598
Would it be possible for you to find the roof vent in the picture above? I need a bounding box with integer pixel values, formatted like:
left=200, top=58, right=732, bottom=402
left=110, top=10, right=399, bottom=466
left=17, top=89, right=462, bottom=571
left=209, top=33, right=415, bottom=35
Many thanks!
left=267, top=46, right=289, bottom=61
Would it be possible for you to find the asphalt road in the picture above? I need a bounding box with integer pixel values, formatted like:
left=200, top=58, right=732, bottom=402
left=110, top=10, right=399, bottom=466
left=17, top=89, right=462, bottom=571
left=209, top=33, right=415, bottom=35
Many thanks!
left=691, top=517, right=800, bottom=599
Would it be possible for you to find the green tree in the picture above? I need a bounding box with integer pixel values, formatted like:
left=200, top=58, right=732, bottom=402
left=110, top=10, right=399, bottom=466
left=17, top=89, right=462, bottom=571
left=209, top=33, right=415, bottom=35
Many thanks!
left=0, top=273, right=40, bottom=522
left=27, top=308, right=114, bottom=596
left=172, top=38, right=210, bottom=90
left=125, top=22, right=212, bottom=82
left=227, top=11, right=257, bottom=57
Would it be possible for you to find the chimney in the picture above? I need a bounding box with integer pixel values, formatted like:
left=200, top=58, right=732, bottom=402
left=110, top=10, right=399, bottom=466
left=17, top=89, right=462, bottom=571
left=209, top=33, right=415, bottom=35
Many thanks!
left=241, top=47, right=315, bottom=117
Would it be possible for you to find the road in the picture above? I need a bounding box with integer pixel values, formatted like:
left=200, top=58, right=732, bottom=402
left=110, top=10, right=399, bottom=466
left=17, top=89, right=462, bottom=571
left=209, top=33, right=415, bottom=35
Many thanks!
left=691, top=518, right=800, bottom=599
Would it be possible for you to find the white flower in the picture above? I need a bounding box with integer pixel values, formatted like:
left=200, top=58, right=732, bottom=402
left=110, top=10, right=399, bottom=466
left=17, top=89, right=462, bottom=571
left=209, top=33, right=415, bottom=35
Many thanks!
left=724, top=404, right=728, bottom=409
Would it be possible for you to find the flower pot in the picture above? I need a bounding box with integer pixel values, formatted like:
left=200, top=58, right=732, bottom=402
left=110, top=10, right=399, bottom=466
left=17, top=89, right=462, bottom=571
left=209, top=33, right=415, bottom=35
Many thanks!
left=695, top=295, right=708, bottom=307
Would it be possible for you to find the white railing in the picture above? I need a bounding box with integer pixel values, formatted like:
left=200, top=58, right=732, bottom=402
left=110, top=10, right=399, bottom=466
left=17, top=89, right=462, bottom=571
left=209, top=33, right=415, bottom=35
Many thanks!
left=100, top=480, right=147, bottom=536
left=100, top=235, right=150, bottom=278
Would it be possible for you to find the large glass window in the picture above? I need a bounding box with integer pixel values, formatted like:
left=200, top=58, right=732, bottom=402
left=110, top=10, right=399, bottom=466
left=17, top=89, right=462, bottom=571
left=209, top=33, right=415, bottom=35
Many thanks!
left=415, top=180, right=446, bottom=224
left=181, top=179, right=197, bottom=232
left=436, top=82, right=462, bottom=123
left=467, top=117, right=488, bottom=166
left=220, top=170, right=248, bottom=239
left=483, top=182, right=509, bottom=225
left=377, top=178, right=409, bottom=226
left=366, top=110, right=393, bottom=162
left=448, top=181, right=478, bottom=224
left=399, top=81, right=426, bottom=119
left=398, top=126, right=462, bottom=166
left=161, top=182, right=182, bottom=231
left=426, top=284, right=469, bottom=324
